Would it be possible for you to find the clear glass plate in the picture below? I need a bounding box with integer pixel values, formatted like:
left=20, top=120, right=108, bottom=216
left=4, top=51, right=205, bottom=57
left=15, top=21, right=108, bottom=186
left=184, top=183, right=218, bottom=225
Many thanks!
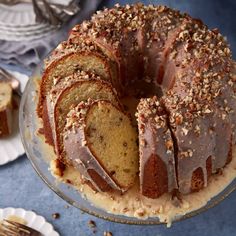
left=19, top=67, right=236, bottom=225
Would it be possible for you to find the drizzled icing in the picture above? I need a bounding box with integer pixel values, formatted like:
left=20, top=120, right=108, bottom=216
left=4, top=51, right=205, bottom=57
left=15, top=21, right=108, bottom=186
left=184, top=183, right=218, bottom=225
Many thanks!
left=175, top=108, right=232, bottom=194
left=63, top=127, right=123, bottom=192
left=49, top=145, right=236, bottom=227
left=141, top=121, right=177, bottom=192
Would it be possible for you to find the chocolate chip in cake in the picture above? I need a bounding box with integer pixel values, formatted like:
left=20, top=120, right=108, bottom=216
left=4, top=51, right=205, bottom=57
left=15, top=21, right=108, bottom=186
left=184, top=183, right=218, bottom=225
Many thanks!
left=99, top=135, right=104, bottom=142
left=123, top=141, right=127, bottom=147
left=123, top=168, right=130, bottom=173
left=122, top=207, right=129, bottom=213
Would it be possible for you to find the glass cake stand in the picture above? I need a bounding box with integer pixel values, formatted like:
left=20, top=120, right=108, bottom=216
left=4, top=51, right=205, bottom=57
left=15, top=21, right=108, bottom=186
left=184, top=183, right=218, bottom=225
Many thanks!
left=19, top=66, right=236, bottom=225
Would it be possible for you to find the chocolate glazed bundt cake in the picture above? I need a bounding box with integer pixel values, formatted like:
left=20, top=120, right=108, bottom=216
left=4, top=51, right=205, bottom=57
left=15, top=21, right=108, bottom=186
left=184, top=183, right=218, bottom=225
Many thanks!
left=38, top=3, right=236, bottom=199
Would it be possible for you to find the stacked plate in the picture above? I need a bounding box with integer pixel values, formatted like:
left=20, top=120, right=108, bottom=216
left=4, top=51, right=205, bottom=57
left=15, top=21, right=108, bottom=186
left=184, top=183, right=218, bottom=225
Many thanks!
left=0, top=0, right=74, bottom=41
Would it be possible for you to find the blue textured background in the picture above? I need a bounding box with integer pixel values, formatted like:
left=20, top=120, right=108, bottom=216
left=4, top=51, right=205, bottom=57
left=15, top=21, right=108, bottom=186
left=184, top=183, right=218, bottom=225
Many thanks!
left=1, top=0, right=236, bottom=235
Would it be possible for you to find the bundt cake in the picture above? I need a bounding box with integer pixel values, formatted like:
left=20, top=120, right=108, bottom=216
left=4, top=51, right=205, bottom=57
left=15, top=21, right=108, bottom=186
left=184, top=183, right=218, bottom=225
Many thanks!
left=38, top=3, right=236, bottom=198
left=0, top=82, right=12, bottom=137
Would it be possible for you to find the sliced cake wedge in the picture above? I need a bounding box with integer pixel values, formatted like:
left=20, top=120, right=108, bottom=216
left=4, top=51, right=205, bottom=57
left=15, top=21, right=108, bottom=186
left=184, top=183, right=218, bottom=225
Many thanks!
left=43, top=70, right=102, bottom=146
left=53, top=79, right=120, bottom=161
left=63, top=100, right=139, bottom=192
left=0, top=82, right=13, bottom=137
left=38, top=51, right=113, bottom=119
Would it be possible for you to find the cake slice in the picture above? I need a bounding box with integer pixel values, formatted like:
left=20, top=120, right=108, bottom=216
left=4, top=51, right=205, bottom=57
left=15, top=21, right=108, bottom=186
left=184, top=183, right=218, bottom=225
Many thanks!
left=38, top=50, right=114, bottom=119
left=42, top=70, right=102, bottom=146
left=53, top=79, right=120, bottom=160
left=64, top=34, right=120, bottom=91
left=63, top=100, right=139, bottom=192
left=136, top=96, right=177, bottom=198
left=0, top=82, right=13, bottom=137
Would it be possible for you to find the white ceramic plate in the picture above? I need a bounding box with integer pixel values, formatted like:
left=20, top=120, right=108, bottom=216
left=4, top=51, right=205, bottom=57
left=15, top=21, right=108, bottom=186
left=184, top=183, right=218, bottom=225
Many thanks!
left=0, top=4, right=35, bottom=27
left=0, top=28, right=58, bottom=41
left=0, top=70, right=28, bottom=165
left=0, top=208, right=59, bottom=236
left=0, top=0, right=71, bottom=27
left=0, top=0, right=72, bottom=41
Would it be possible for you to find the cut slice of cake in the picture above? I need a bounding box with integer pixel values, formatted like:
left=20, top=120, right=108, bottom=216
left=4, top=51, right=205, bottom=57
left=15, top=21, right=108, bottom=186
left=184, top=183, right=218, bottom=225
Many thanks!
left=38, top=51, right=114, bottom=118
left=136, top=96, right=178, bottom=198
left=0, top=82, right=13, bottom=137
left=42, top=70, right=102, bottom=146
left=53, top=79, right=120, bottom=160
left=69, top=26, right=123, bottom=90
left=63, top=100, right=139, bottom=192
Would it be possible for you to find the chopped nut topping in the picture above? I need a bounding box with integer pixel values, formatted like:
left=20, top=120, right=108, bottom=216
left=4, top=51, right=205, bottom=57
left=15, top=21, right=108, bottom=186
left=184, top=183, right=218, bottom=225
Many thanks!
left=165, top=140, right=173, bottom=151
left=181, top=127, right=189, bottom=136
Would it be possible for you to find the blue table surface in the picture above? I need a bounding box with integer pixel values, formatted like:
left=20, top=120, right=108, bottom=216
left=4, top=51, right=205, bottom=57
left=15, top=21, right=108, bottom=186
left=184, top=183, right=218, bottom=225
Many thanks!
left=1, top=0, right=236, bottom=235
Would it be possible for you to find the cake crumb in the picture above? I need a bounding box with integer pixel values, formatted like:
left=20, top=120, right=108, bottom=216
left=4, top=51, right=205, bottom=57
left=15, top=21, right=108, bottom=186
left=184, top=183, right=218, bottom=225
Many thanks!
left=52, top=213, right=60, bottom=219
left=134, top=208, right=146, bottom=217
left=88, top=220, right=96, bottom=228
left=66, top=179, right=72, bottom=184
left=104, top=231, right=113, bottom=236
